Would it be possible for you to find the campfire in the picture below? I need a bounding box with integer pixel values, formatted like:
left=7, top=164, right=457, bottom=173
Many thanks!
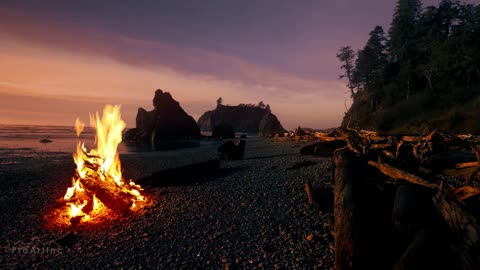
left=62, top=105, right=146, bottom=225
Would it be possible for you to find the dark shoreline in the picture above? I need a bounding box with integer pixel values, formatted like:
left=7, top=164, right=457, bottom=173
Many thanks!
left=0, top=137, right=334, bottom=269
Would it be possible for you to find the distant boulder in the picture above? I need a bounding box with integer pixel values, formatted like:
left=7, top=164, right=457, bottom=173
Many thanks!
left=258, top=113, right=285, bottom=137
left=218, top=140, right=246, bottom=160
left=212, top=123, right=235, bottom=139
left=123, top=89, right=200, bottom=144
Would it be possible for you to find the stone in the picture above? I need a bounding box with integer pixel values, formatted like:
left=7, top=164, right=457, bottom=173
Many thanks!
left=123, top=89, right=200, bottom=143
left=218, top=140, right=246, bottom=160
left=258, top=113, right=285, bottom=137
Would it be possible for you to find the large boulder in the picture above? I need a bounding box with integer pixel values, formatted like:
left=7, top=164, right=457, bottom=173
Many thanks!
left=212, top=123, right=235, bottom=139
left=123, top=89, right=200, bottom=143
left=258, top=113, right=285, bottom=137
left=217, top=140, right=246, bottom=160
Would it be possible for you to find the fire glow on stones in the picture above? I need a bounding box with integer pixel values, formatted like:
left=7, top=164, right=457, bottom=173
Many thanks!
left=62, top=105, right=146, bottom=225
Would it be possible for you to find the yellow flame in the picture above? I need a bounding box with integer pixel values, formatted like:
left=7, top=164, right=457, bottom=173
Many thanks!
left=75, top=118, right=85, bottom=137
left=62, top=105, right=146, bottom=223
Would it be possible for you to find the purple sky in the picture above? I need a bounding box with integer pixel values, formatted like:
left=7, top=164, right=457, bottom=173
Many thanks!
left=0, top=0, right=477, bottom=129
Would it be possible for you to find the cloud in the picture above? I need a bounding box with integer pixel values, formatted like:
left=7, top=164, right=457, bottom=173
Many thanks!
left=0, top=7, right=349, bottom=129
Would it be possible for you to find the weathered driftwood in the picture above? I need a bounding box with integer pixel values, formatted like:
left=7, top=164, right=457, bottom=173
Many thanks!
left=367, top=160, right=438, bottom=190
left=392, top=228, right=429, bottom=270
left=455, top=162, right=479, bottom=169
left=79, top=176, right=133, bottom=213
left=304, top=183, right=313, bottom=204
left=334, top=148, right=357, bottom=270
left=300, top=139, right=347, bottom=157
left=433, top=192, right=480, bottom=270
left=392, top=184, right=420, bottom=233
left=422, top=150, right=477, bottom=172
left=341, top=128, right=371, bottom=154
left=334, top=128, right=480, bottom=269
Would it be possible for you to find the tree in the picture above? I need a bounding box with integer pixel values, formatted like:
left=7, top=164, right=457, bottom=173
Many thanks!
left=257, top=101, right=265, bottom=109
left=216, top=97, right=223, bottom=108
left=389, top=0, right=423, bottom=99
left=389, top=0, right=422, bottom=61
left=337, top=46, right=357, bottom=98
left=265, top=104, right=271, bottom=112
left=353, top=26, right=388, bottom=111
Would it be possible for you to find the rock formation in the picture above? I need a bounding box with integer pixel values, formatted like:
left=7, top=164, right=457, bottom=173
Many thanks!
left=258, top=113, right=285, bottom=137
left=212, top=123, right=235, bottom=139
left=198, top=104, right=285, bottom=136
left=123, top=89, right=200, bottom=143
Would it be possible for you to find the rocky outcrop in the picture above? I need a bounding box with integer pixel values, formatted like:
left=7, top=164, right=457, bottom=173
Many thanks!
left=212, top=123, right=235, bottom=139
left=258, top=113, right=286, bottom=137
left=198, top=104, right=285, bottom=136
left=217, top=140, right=246, bottom=160
left=123, top=89, right=200, bottom=143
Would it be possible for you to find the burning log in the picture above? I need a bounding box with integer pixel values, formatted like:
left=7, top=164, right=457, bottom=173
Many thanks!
left=59, top=105, right=147, bottom=225
left=79, top=176, right=134, bottom=214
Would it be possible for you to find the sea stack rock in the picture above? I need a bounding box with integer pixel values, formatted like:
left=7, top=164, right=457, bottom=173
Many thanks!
left=197, top=102, right=285, bottom=136
left=123, top=89, right=200, bottom=143
left=258, top=113, right=285, bottom=137
left=212, top=123, right=235, bottom=139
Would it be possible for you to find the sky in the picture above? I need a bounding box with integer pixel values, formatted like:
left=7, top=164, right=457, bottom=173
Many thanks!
left=0, top=0, right=478, bottom=129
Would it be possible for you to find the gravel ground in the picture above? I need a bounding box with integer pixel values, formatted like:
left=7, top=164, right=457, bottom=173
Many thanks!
left=0, top=137, right=334, bottom=269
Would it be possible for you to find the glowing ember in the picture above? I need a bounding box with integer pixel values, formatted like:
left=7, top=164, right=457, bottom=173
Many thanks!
left=62, top=105, right=146, bottom=224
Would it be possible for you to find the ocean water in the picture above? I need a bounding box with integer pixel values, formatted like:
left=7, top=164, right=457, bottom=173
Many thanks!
left=0, top=124, right=217, bottom=165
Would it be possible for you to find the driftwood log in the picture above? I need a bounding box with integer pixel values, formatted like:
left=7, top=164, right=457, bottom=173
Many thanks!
left=368, top=160, right=438, bottom=189
left=333, top=128, right=480, bottom=270
left=334, top=148, right=357, bottom=270
left=433, top=192, right=480, bottom=270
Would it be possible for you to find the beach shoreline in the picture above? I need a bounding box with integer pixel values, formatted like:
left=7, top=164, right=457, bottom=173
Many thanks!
left=0, top=137, right=334, bottom=269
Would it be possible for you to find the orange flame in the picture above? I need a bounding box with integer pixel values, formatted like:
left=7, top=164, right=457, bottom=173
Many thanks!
left=63, top=105, right=146, bottom=224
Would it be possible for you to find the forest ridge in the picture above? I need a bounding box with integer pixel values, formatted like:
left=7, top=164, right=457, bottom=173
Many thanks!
left=337, top=0, right=480, bottom=133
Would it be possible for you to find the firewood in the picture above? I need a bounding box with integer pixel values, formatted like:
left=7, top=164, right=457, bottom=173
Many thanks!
left=367, top=160, right=438, bottom=190
left=79, top=176, right=133, bottom=214
left=433, top=192, right=480, bottom=270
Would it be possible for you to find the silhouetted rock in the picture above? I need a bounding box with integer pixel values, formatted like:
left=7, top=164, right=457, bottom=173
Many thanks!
left=294, top=126, right=306, bottom=136
left=259, top=113, right=285, bottom=137
left=198, top=103, right=284, bottom=136
left=218, top=140, right=246, bottom=160
left=123, top=89, right=200, bottom=143
left=212, top=123, right=235, bottom=139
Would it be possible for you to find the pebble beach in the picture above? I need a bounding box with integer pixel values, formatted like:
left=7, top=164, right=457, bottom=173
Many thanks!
left=0, top=137, right=334, bottom=269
